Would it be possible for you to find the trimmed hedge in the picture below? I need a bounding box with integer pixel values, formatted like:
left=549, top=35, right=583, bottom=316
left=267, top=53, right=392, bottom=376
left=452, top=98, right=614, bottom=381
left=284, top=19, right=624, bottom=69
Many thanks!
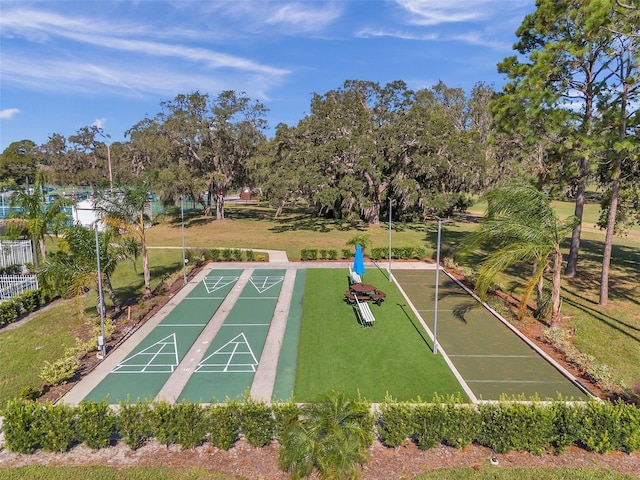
left=2, top=397, right=639, bottom=457
left=0, top=289, right=43, bottom=328
left=302, top=246, right=427, bottom=261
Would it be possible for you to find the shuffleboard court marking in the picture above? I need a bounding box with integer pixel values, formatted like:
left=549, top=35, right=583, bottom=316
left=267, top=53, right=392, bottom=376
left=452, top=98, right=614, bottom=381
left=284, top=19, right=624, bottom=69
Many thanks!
left=203, top=275, right=240, bottom=294
left=112, top=333, right=179, bottom=374
left=249, top=275, right=284, bottom=294
left=195, top=332, right=258, bottom=373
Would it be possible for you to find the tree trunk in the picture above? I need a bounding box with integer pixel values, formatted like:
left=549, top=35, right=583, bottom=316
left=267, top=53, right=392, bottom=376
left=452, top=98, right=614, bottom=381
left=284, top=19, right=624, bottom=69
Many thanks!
left=140, top=213, right=151, bottom=297
left=216, top=193, right=225, bottom=220
left=31, top=237, right=39, bottom=270
left=275, top=199, right=284, bottom=218
left=550, top=248, right=563, bottom=324
left=532, top=259, right=544, bottom=308
left=599, top=155, right=622, bottom=307
left=103, top=274, right=121, bottom=313
left=38, top=237, right=47, bottom=263
left=564, top=159, right=588, bottom=277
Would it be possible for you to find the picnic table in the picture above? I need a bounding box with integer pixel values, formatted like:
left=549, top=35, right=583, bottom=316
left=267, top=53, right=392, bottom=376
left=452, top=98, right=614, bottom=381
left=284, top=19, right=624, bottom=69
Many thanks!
left=345, top=283, right=386, bottom=305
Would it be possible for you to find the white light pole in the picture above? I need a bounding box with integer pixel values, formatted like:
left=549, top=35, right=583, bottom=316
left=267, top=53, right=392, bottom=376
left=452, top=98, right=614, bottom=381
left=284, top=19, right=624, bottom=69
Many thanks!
left=181, top=195, right=187, bottom=284
left=94, top=223, right=106, bottom=358
left=433, top=217, right=442, bottom=355
left=388, top=197, right=393, bottom=282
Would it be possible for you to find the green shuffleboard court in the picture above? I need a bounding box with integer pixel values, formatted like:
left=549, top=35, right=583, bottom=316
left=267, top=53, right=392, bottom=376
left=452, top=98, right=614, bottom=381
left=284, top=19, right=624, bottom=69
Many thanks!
left=83, top=270, right=243, bottom=403
left=393, top=269, right=589, bottom=401
left=179, top=269, right=285, bottom=402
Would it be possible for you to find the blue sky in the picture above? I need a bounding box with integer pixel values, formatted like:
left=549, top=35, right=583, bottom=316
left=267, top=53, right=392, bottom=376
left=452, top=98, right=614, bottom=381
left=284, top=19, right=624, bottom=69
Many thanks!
left=0, top=0, right=535, bottom=151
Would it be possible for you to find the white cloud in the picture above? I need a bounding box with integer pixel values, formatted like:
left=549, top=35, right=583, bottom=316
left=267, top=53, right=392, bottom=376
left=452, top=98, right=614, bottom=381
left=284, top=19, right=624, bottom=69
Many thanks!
left=266, top=2, right=342, bottom=33
left=0, top=108, right=21, bottom=120
left=92, top=118, right=107, bottom=129
left=356, top=27, right=438, bottom=41
left=395, top=0, right=531, bottom=26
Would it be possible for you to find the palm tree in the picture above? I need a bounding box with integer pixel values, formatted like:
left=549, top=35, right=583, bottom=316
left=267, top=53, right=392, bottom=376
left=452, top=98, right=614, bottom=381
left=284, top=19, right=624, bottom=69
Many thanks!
left=461, top=184, right=578, bottom=324
left=8, top=171, right=71, bottom=269
left=40, top=224, right=137, bottom=313
left=94, top=182, right=152, bottom=296
left=278, top=390, right=374, bottom=480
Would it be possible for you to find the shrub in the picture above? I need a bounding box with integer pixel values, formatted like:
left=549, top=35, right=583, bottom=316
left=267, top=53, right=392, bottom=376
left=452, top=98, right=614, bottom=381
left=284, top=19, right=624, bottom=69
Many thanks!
left=412, top=403, right=444, bottom=450
left=319, top=249, right=329, bottom=260
left=300, top=248, right=318, bottom=261
left=477, top=400, right=555, bottom=455
left=76, top=400, right=117, bottom=449
left=618, top=402, right=640, bottom=453
left=438, top=396, right=479, bottom=449
left=238, top=397, right=274, bottom=447
left=118, top=399, right=153, bottom=450
left=272, top=400, right=300, bottom=441
left=221, top=248, right=233, bottom=261
left=2, top=399, right=42, bottom=453
left=341, top=248, right=351, bottom=259
left=231, top=249, right=243, bottom=261
left=369, top=247, right=386, bottom=260
left=550, top=400, right=584, bottom=454
left=245, top=249, right=255, bottom=261
left=40, top=355, right=80, bottom=386
left=208, top=403, right=240, bottom=450
left=172, top=401, right=208, bottom=449
left=36, top=401, right=77, bottom=452
left=210, top=248, right=221, bottom=262
left=378, top=399, right=413, bottom=448
left=580, top=400, right=623, bottom=454
left=152, top=401, right=180, bottom=447
left=21, top=289, right=42, bottom=311
left=328, top=249, right=338, bottom=260
left=0, top=300, right=19, bottom=326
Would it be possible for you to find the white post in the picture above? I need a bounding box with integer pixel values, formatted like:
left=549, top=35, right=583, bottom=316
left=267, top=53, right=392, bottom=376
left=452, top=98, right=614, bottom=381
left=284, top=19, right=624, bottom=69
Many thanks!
left=181, top=196, right=187, bottom=284
left=388, top=197, right=393, bottom=282
left=433, top=217, right=442, bottom=355
left=94, top=223, right=106, bottom=358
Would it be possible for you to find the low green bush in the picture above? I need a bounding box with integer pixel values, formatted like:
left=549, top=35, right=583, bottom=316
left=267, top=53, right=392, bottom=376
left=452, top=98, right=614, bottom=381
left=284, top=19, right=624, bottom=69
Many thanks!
left=118, top=399, right=153, bottom=450
left=208, top=402, right=239, bottom=450
left=2, top=398, right=43, bottom=453
left=76, top=400, right=116, bottom=449
left=378, top=400, right=414, bottom=448
left=231, top=249, right=243, bottom=261
left=36, top=401, right=77, bottom=452
left=238, top=397, right=274, bottom=447
left=300, top=248, right=318, bottom=261
left=2, top=395, right=639, bottom=464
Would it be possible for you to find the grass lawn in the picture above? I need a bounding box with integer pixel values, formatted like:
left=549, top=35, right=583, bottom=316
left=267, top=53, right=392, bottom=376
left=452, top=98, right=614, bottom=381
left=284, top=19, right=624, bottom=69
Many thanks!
left=293, top=268, right=467, bottom=402
left=0, top=297, right=90, bottom=405
left=1, top=465, right=634, bottom=480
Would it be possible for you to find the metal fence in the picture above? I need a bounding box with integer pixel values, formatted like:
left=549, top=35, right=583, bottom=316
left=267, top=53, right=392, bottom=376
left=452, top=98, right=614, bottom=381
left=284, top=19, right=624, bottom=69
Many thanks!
left=0, top=275, right=39, bottom=302
left=0, top=241, right=33, bottom=269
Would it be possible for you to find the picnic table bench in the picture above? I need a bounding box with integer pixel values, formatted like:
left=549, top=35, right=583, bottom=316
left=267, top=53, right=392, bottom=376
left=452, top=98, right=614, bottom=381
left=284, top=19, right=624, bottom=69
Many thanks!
left=348, top=265, right=362, bottom=284
left=354, top=295, right=375, bottom=327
